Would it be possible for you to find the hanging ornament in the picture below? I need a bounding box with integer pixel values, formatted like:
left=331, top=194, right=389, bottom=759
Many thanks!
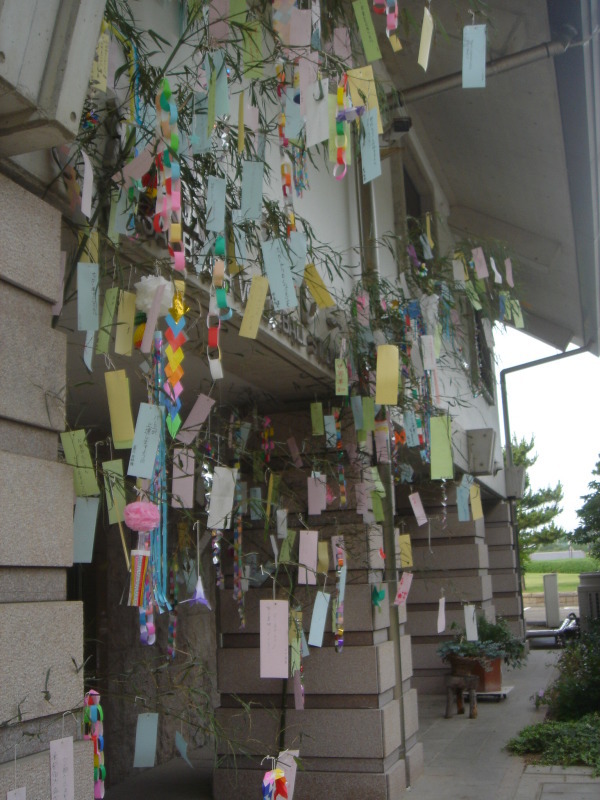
left=84, top=690, right=106, bottom=799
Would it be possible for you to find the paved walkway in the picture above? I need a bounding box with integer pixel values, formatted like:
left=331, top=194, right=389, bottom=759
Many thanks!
left=407, top=647, right=598, bottom=800
left=107, top=645, right=599, bottom=800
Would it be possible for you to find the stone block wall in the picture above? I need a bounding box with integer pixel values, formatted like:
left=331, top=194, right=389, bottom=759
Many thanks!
left=485, top=500, right=524, bottom=636
left=213, top=408, right=422, bottom=799
left=0, top=173, right=92, bottom=797
left=397, top=483, right=496, bottom=695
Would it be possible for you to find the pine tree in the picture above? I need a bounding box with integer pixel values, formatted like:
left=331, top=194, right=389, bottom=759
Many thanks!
left=571, top=458, right=600, bottom=559
left=507, top=436, right=566, bottom=569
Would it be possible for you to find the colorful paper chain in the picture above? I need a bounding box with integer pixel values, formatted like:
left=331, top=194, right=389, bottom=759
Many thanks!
left=373, top=0, right=399, bottom=41
left=334, top=75, right=348, bottom=180
left=207, top=235, right=230, bottom=380
left=154, top=78, right=185, bottom=272
left=334, top=539, right=345, bottom=652
left=84, top=691, right=106, bottom=799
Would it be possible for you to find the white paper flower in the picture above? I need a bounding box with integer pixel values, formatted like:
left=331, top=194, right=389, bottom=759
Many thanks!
left=134, top=275, right=174, bottom=316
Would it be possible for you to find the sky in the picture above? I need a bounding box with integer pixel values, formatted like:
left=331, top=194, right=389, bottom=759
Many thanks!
left=493, top=326, right=600, bottom=533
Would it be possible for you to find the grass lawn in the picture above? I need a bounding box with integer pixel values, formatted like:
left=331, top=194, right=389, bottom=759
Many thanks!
left=523, top=572, right=581, bottom=593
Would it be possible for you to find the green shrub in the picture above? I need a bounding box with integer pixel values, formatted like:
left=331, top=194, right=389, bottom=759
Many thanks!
left=526, top=558, right=600, bottom=574
left=507, top=714, right=600, bottom=775
left=543, top=619, right=600, bottom=721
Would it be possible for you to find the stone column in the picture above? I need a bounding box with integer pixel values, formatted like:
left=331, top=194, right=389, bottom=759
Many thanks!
left=485, top=500, right=524, bottom=637
left=213, top=410, right=421, bottom=799
left=397, top=484, right=495, bottom=695
left=0, top=174, right=92, bottom=798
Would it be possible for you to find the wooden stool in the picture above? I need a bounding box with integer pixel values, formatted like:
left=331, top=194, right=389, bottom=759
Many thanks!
left=445, top=675, right=478, bottom=719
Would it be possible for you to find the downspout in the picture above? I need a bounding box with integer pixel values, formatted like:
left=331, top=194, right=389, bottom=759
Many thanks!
left=402, top=36, right=574, bottom=104
left=500, top=342, right=592, bottom=631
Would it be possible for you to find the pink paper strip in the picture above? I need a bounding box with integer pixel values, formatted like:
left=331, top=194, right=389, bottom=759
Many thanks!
left=298, top=530, right=318, bottom=584
left=171, top=446, right=195, bottom=508
left=177, top=394, right=216, bottom=445
left=394, top=571, right=413, bottom=605
left=408, top=492, right=428, bottom=526
left=260, top=599, right=289, bottom=678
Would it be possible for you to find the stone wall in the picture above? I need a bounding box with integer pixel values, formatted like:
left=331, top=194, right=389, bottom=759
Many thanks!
left=0, top=172, right=93, bottom=797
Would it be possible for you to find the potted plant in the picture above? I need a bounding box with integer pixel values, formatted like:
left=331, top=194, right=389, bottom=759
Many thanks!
left=437, top=615, right=527, bottom=692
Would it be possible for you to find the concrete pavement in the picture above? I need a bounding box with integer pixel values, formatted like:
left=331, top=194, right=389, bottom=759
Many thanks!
left=106, top=645, right=599, bottom=799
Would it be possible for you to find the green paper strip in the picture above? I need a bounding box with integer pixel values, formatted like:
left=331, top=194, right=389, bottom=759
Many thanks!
left=311, top=402, right=324, bottom=435
left=102, top=459, right=126, bottom=524
left=96, top=287, right=119, bottom=355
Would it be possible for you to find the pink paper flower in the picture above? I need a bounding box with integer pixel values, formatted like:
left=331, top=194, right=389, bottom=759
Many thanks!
left=124, top=501, right=160, bottom=531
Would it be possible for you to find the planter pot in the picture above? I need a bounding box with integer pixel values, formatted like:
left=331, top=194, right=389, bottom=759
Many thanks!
left=448, top=655, right=502, bottom=692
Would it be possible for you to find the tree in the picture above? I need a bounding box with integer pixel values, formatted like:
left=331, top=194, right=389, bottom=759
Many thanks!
left=571, top=458, right=600, bottom=559
left=507, top=436, right=566, bottom=569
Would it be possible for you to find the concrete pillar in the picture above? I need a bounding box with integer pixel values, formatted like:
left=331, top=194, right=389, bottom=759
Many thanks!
left=397, top=483, right=496, bottom=695
left=214, top=410, right=421, bottom=799
left=485, top=500, right=524, bottom=637
left=0, top=173, right=92, bottom=798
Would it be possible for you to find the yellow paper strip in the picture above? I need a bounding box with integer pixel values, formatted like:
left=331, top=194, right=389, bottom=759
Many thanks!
left=304, top=263, right=335, bottom=309
left=96, top=286, right=119, bottom=355
left=418, top=6, right=434, bottom=71
left=114, top=290, right=136, bottom=356
left=317, top=541, right=329, bottom=574
left=239, top=275, right=269, bottom=338
left=470, top=483, right=483, bottom=520
left=104, top=369, right=135, bottom=449
left=388, top=33, right=402, bottom=52
left=430, top=416, right=454, bottom=480
left=347, top=66, right=383, bottom=134
left=375, top=344, right=399, bottom=405
left=398, top=533, right=413, bottom=568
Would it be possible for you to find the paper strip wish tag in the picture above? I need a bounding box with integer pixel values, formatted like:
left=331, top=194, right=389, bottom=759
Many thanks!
left=298, top=529, right=318, bottom=584
left=308, top=591, right=330, bottom=647
left=278, top=750, right=300, bottom=800
left=171, top=446, right=195, bottom=508
left=418, top=5, right=434, bottom=71
left=105, top=369, right=135, bottom=449
left=408, top=492, right=427, bottom=526
left=114, top=290, right=136, bottom=356
left=207, top=466, right=237, bottom=529
left=304, top=262, right=335, bottom=308
left=239, top=275, right=269, bottom=339
left=128, top=404, right=163, bottom=479
left=464, top=603, right=478, bottom=641
left=394, top=571, right=413, bottom=605
left=462, top=24, right=486, bottom=88
left=177, top=393, right=215, bottom=445
left=437, top=595, right=446, bottom=633
left=60, top=430, right=99, bottom=496
left=398, top=533, right=413, bottom=568
left=133, top=713, right=159, bottom=768
left=260, top=599, right=289, bottom=678
left=262, top=239, right=298, bottom=311
left=470, top=482, right=483, bottom=520
left=50, top=737, right=75, bottom=800
left=352, top=0, right=381, bottom=62
left=77, top=262, right=99, bottom=331
left=375, top=344, right=399, bottom=405
left=73, top=496, right=99, bottom=563
left=430, top=416, right=453, bottom=480
left=103, top=459, right=126, bottom=524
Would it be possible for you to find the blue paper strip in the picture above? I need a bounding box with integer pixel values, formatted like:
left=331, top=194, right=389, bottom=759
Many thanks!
left=261, top=239, right=298, bottom=311
left=128, top=403, right=163, bottom=479
left=77, top=262, right=99, bottom=331
left=133, top=713, right=159, bottom=768
left=206, top=175, right=226, bottom=233
left=462, top=25, right=486, bottom=88
left=241, top=160, right=264, bottom=221
left=73, top=497, right=99, bottom=563
left=360, top=107, right=381, bottom=184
